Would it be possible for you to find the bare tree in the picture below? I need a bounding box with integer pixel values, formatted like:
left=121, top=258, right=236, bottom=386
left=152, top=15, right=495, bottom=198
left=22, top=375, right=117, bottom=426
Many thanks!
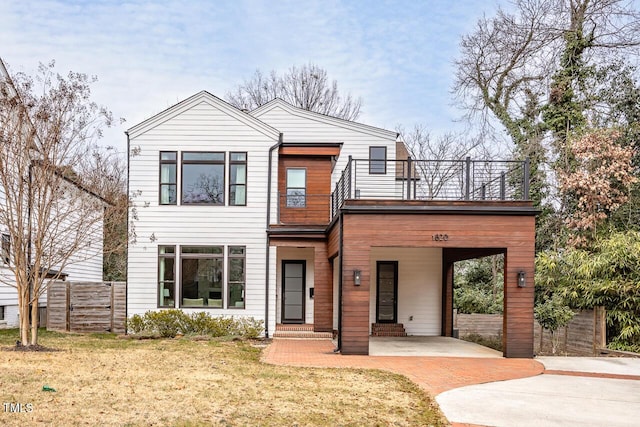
left=77, top=146, right=129, bottom=281
left=399, top=125, right=490, bottom=199
left=454, top=0, right=640, bottom=249
left=0, top=59, right=113, bottom=346
left=226, top=63, right=362, bottom=121
left=455, top=0, right=640, bottom=147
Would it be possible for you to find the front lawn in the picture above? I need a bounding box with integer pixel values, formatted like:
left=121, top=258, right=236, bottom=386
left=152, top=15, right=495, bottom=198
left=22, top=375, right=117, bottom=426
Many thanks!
left=0, top=330, right=446, bottom=426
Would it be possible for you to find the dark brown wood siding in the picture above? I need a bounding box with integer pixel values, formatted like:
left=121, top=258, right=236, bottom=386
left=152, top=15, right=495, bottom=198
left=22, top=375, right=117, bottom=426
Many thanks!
left=327, top=221, right=340, bottom=259
left=277, top=156, right=332, bottom=225
left=339, top=212, right=535, bottom=357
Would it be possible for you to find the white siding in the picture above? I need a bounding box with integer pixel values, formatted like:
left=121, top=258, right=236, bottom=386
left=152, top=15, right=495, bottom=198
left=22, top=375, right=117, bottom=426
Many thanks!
left=127, top=97, right=279, bottom=326
left=370, top=247, right=442, bottom=336
left=266, top=244, right=277, bottom=336
left=0, top=191, right=104, bottom=327
left=276, top=247, right=315, bottom=324
left=252, top=104, right=397, bottom=191
left=0, top=304, right=19, bottom=328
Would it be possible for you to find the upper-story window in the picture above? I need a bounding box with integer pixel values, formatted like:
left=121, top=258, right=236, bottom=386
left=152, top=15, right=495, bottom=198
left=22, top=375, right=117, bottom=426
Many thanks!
left=369, top=146, right=387, bottom=174
left=229, top=152, right=247, bottom=206
left=1, top=233, right=10, bottom=265
left=159, top=152, right=177, bottom=205
left=182, top=152, right=225, bottom=205
left=286, top=168, right=306, bottom=207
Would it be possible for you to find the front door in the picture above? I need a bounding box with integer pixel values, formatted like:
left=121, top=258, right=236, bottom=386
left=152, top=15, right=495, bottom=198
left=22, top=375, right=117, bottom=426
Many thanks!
left=376, top=261, right=398, bottom=323
left=282, top=260, right=305, bottom=323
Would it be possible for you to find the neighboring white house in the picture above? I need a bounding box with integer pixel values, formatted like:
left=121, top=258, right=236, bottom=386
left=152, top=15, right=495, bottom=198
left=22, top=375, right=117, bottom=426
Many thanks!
left=0, top=57, right=105, bottom=328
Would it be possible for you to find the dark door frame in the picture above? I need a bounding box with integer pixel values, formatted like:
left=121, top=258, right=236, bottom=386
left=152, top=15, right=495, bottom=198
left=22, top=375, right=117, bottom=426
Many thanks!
left=376, top=260, right=398, bottom=323
left=281, top=260, right=306, bottom=324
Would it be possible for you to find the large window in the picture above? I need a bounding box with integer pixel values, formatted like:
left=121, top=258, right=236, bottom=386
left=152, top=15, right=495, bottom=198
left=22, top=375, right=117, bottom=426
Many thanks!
left=228, top=246, right=246, bottom=309
left=181, top=152, right=225, bottom=205
left=229, top=152, right=247, bottom=206
left=1, top=233, right=10, bottom=265
left=369, top=146, right=387, bottom=174
left=159, top=152, right=177, bottom=205
left=286, top=168, right=306, bottom=207
left=181, top=246, right=224, bottom=308
left=158, top=246, right=176, bottom=307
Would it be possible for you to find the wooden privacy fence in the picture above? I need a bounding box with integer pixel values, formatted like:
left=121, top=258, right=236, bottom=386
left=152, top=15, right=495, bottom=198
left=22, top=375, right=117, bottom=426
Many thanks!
left=534, top=307, right=606, bottom=356
left=47, top=281, right=126, bottom=334
left=455, top=308, right=607, bottom=356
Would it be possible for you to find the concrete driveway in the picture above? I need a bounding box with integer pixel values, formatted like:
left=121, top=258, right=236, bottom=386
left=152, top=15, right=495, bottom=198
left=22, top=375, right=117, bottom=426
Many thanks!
left=437, top=357, right=640, bottom=427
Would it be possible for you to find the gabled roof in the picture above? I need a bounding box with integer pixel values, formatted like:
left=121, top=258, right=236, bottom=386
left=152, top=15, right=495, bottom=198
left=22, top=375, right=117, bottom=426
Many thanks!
left=0, top=57, right=11, bottom=86
left=250, top=98, right=398, bottom=140
left=126, top=91, right=282, bottom=140
left=0, top=57, right=107, bottom=203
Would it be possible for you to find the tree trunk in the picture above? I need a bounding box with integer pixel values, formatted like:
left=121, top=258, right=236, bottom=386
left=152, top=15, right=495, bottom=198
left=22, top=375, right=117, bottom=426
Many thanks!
left=30, top=298, right=39, bottom=345
left=19, top=295, right=29, bottom=346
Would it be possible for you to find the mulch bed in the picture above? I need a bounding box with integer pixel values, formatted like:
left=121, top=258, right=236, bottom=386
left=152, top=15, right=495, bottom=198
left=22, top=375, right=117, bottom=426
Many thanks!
left=2, top=343, right=60, bottom=352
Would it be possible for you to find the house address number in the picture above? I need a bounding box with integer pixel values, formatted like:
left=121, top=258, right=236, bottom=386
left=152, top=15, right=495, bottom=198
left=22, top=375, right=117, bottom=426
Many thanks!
left=432, top=234, right=449, bottom=241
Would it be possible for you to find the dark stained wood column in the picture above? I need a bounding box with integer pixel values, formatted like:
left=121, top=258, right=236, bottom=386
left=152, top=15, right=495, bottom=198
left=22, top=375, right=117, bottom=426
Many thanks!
left=340, top=215, right=371, bottom=355
left=313, top=242, right=333, bottom=332
left=503, top=244, right=535, bottom=358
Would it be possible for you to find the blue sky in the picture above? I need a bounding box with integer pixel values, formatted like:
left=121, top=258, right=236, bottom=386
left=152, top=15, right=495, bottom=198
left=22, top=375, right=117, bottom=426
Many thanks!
left=0, top=0, right=502, bottom=152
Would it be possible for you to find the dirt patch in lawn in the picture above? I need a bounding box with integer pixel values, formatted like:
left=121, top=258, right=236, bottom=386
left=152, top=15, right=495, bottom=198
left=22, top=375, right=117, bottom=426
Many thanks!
left=2, top=344, right=61, bottom=353
left=0, top=331, right=447, bottom=426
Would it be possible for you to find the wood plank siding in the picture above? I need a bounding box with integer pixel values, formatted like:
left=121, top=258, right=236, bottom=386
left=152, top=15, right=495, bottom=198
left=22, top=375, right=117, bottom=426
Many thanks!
left=337, top=212, right=536, bottom=357
left=277, top=155, right=333, bottom=225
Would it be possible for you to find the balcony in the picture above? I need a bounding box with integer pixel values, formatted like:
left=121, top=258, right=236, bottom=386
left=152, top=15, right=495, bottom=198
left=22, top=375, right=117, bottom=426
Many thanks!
left=276, top=193, right=331, bottom=226
left=331, top=157, right=530, bottom=219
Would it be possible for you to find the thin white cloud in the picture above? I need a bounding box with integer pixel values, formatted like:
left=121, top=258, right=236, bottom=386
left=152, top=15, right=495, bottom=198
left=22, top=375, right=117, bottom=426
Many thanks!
left=1, top=0, right=503, bottom=151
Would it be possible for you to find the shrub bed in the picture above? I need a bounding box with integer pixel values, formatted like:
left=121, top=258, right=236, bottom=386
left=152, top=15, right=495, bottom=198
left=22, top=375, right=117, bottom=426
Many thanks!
left=127, top=309, right=264, bottom=339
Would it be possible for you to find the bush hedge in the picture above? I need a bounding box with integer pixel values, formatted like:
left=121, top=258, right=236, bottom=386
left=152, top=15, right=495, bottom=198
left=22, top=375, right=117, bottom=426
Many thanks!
left=127, top=309, right=264, bottom=339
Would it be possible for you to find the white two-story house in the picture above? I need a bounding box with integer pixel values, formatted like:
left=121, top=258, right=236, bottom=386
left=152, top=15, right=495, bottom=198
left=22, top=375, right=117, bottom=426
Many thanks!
left=0, top=57, right=105, bottom=328
left=127, top=91, right=537, bottom=357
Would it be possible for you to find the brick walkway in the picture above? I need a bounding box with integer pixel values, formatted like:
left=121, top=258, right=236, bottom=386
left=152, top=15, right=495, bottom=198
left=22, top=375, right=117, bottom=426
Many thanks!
left=262, top=339, right=544, bottom=395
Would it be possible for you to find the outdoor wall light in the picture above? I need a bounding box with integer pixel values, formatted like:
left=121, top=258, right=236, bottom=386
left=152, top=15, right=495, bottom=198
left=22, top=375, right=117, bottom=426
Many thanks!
left=518, top=271, right=526, bottom=288
left=354, top=269, right=361, bottom=286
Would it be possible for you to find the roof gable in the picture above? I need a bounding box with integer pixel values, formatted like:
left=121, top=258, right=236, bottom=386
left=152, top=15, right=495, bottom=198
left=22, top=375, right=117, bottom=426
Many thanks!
left=250, top=98, right=397, bottom=140
left=126, top=91, right=281, bottom=140
left=0, top=57, right=105, bottom=203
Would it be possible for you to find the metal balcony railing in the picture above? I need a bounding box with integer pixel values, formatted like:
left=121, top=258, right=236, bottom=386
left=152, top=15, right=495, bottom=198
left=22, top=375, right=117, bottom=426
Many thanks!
left=276, top=193, right=332, bottom=225
left=331, top=157, right=530, bottom=219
